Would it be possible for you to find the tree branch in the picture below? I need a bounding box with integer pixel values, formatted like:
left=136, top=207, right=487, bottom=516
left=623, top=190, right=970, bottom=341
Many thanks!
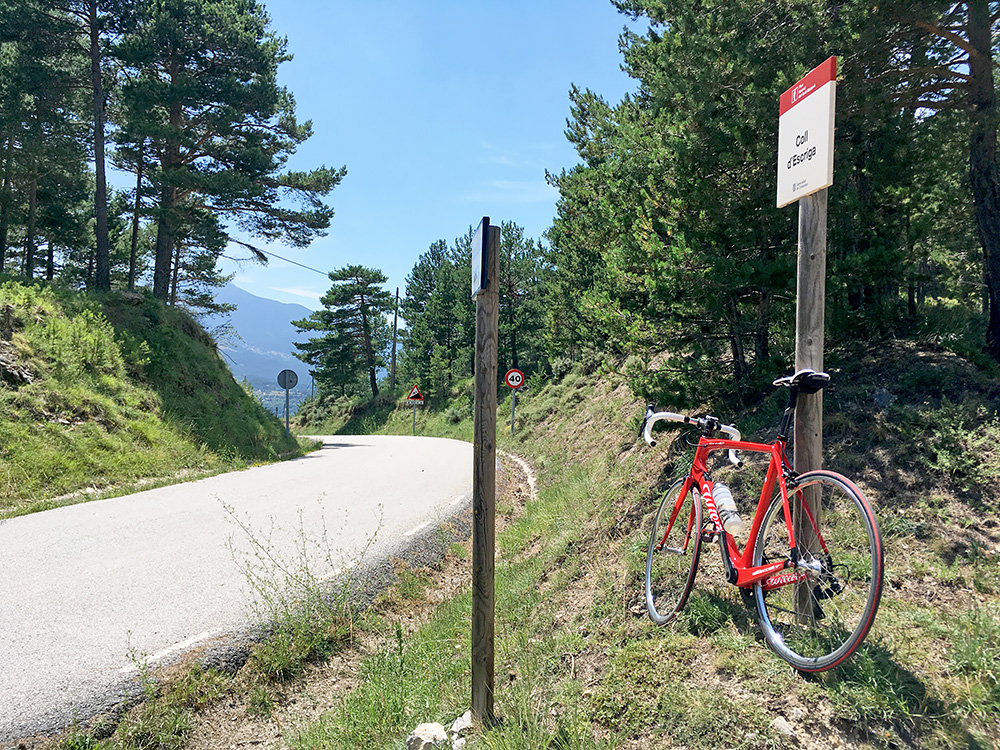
left=905, top=17, right=977, bottom=59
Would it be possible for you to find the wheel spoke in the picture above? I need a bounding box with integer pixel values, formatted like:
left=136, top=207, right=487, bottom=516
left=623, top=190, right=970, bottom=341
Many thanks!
left=752, top=471, right=883, bottom=671
left=646, top=480, right=701, bottom=625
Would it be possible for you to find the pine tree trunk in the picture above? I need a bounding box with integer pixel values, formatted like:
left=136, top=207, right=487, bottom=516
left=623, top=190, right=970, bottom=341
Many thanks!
left=0, top=136, right=11, bottom=274
left=89, top=0, right=111, bottom=291
left=755, top=288, right=771, bottom=369
left=46, top=239, right=55, bottom=281
left=154, top=78, right=182, bottom=301
left=725, top=300, right=748, bottom=384
left=129, top=156, right=144, bottom=291
left=153, top=179, right=176, bottom=300
left=23, top=174, right=37, bottom=279
left=359, top=299, right=379, bottom=398
left=967, top=0, right=1000, bottom=359
left=170, top=242, right=181, bottom=305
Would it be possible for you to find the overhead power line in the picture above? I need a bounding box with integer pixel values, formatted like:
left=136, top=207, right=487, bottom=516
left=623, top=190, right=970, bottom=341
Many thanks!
left=225, top=238, right=329, bottom=276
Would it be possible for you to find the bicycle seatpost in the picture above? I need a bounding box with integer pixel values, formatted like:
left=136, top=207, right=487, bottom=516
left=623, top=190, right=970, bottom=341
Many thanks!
left=777, top=387, right=798, bottom=441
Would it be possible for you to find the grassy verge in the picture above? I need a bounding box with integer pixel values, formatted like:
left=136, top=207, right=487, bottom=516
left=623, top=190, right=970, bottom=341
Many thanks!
left=284, top=344, right=999, bottom=749
left=47, top=341, right=1000, bottom=750
left=0, top=278, right=306, bottom=517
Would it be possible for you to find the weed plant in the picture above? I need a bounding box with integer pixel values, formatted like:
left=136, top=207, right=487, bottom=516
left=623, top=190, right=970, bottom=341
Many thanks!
left=222, top=499, right=379, bottom=689
left=285, top=349, right=1000, bottom=749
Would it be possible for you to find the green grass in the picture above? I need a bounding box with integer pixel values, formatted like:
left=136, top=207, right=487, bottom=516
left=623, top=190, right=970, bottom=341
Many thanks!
left=0, top=277, right=304, bottom=515
left=48, top=341, right=1000, bottom=750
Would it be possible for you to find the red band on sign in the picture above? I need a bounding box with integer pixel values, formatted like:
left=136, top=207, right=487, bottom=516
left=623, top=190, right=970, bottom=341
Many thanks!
left=779, top=56, right=837, bottom=116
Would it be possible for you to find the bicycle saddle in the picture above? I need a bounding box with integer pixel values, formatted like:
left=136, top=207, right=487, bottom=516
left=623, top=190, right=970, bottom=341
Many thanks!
left=773, top=369, right=830, bottom=394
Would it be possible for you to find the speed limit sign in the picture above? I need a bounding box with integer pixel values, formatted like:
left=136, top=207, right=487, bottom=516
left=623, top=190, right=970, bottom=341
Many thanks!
left=504, top=368, right=525, bottom=389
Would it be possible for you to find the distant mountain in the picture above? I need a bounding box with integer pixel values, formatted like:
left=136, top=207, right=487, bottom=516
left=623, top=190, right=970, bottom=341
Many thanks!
left=204, top=284, right=314, bottom=413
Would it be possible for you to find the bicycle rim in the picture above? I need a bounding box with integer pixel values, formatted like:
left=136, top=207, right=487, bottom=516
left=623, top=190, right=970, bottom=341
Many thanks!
left=752, top=471, right=883, bottom=671
left=646, top=478, right=701, bottom=626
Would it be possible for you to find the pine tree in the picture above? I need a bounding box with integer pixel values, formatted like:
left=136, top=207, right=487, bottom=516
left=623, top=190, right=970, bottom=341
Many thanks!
left=863, top=0, right=1000, bottom=356
left=293, top=266, right=393, bottom=399
left=0, top=0, right=90, bottom=280
left=115, top=0, right=344, bottom=302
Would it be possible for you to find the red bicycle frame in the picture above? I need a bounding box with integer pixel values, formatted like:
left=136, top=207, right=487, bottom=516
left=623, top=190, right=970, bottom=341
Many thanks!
left=663, top=433, right=824, bottom=591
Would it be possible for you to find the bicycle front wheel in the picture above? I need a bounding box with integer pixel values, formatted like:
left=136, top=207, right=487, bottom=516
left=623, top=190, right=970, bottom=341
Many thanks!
left=646, top=478, right=701, bottom=625
left=752, top=471, right=883, bottom=671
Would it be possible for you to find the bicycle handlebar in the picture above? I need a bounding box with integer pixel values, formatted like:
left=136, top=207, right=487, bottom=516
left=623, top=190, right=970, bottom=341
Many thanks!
left=641, top=406, right=743, bottom=468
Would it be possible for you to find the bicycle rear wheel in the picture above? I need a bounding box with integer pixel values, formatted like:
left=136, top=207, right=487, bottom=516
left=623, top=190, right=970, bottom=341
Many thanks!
left=752, top=471, right=883, bottom=671
left=646, top=478, right=701, bottom=625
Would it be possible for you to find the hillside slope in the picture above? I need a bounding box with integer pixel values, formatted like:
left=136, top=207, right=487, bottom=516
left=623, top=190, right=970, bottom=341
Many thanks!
left=287, top=341, right=1000, bottom=748
left=30, top=340, right=999, bottom=750
left=0, top=278, right=301, bottom=517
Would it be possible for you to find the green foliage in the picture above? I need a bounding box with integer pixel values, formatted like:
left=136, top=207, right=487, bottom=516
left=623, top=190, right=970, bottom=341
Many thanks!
left=293, top=265, right=393, bottom=399
left=0, top=278, right=298, bottom=514
left=113, top=703, right=192, bottom=750
left=946, top=604, right=1000, bottom=719
left=398, top=237, right=473, bottom=398
left=543, top=0, right=988, bottom=408
left=247, top=614, right=351, bottom=683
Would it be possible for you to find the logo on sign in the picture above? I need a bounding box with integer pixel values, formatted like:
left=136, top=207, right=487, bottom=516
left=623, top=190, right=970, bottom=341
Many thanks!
left=791, top=81, right=818, bottom=106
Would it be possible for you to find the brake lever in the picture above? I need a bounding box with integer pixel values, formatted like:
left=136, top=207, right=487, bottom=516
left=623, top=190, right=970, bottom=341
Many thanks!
left=639, top=404, right=654, bottom=440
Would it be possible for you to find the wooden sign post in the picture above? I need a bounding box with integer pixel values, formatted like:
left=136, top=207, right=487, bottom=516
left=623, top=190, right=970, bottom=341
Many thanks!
left=778, top=58, right=836, bottom=614
left=471, top=218, right=500, bottom=725
left=777, top=57, right=837, bottom=476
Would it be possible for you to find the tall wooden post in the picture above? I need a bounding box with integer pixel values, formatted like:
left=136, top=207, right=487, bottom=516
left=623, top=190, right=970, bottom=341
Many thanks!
left=472, top=225, right=500, bottom=724
left=794, top=188, right=826, bottom=468
left=793, top=188, right=826, bottom=615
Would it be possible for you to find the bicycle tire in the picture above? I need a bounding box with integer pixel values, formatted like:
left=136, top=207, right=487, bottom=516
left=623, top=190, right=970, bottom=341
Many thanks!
left=646, top=478, right=702, bottom=625
left=751, top=470, right=883, bottom=671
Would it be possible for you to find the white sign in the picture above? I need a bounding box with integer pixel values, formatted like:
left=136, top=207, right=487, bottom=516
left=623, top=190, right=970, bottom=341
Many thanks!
left=406, top=384, right=424, bottom=404
left=776, top=57, right=837, bottom=208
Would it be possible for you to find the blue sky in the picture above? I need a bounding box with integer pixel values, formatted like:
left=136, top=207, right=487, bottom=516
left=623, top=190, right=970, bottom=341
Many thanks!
left=216, top=0, right=644, bottom=310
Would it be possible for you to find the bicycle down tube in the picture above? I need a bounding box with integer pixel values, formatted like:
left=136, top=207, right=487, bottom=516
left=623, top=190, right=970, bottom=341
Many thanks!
left=689, top=437, right=808, bottom=590
left=645, top=412, right=807, bottom=591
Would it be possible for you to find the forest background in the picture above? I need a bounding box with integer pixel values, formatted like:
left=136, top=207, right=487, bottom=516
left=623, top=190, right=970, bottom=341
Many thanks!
left=0, top=0, right=997, bottom=414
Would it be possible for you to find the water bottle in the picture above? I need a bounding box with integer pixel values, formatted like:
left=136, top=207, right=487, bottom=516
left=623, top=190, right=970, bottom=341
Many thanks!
left=713, top=482, right=745, bottom=536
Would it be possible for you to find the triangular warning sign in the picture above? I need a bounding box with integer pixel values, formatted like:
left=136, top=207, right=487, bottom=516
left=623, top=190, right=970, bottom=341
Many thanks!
left=406, top=385, right=424, bottom=401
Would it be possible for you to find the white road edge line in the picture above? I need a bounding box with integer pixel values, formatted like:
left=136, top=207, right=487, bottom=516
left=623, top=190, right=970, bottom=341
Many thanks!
left=404, top=521, right=430, bottom=537
left=119, top=628, right=220, bottom=674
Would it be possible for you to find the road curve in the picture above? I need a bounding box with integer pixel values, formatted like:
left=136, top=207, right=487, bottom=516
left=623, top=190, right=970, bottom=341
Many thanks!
left=0, top=435, right=472, bottom=740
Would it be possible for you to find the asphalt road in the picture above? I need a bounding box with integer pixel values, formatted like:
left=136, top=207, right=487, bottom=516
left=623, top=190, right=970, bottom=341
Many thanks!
left=0, top=435, right=472, bottom=741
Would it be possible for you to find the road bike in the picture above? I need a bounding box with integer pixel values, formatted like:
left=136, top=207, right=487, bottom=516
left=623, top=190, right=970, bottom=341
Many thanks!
left=640, top=369, right=884, bottom=672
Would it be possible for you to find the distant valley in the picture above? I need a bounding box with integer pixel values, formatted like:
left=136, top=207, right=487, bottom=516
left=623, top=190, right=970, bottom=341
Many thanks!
left=204, top=284, right=314, bottom=414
